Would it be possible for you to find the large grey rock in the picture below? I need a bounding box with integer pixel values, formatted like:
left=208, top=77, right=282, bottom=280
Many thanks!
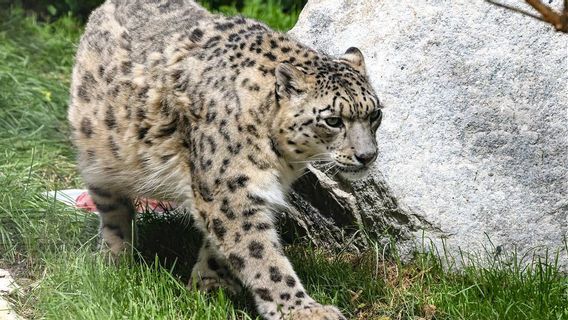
left=289, top=0, right=568, bottom=267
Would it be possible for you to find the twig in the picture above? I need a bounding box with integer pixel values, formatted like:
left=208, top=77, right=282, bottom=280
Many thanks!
left=485, top=0, right=545, bottom=22
left=486, top=0, right=568, bottom=33
left=525, top=0, right=565, bottom=30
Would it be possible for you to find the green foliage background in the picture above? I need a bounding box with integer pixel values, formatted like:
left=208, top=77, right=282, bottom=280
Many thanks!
left=8, top=0, right=307, bottom=23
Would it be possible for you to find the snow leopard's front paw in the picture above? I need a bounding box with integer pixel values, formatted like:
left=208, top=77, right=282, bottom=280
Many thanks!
left=288, top=304, right=346, bottom=320
left=188, top=273, right=242, bottom=295
left=189, top=260, right=242, bottom=295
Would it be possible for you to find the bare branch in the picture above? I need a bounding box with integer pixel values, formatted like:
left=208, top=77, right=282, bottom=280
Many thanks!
left=485, top=0, right=568, bottom=33
left=563, top=0, right=568, bottom=29
left=485, top=0, right=545, bottom=22
left=525, top=0, right=564, bottom=30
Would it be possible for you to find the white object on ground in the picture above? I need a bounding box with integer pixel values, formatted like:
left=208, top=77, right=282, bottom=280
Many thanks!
left=0, top=269, right=24, bottom=320
left=43, top=189, right=179, bottom=214
left=44, top=189, right=87, bottom=208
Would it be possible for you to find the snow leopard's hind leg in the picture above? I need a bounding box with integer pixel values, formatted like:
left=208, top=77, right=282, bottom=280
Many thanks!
left=88, top=186, right=136, bottom=255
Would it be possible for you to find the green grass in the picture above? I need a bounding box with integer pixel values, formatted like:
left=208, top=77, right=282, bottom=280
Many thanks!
left=30, top=251, right=252, bottom=320
left=0, top=7, right=89, bottom=265
left=200, top=0, right=301, bottom=31
left=1, top=5, right=567, bottom=320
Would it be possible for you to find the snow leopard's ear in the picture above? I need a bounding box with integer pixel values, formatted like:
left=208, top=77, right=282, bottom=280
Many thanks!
left=338, top=47, right=366, bottom=75
left=275, top=63, right=309, bottom=98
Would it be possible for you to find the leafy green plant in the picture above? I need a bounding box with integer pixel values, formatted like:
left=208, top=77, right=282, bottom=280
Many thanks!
left=201, top=0, right=302, bottom=30
left=12, top=0, right=305, bottom=26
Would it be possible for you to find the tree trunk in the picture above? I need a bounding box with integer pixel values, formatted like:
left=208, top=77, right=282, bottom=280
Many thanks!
left=280, top=166, right=443, bottom=256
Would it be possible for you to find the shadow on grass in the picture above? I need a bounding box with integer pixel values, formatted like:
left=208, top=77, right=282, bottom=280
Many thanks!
left=136, top=211, right=201, bottom=280
left=135, top=210, right=258, bottom=316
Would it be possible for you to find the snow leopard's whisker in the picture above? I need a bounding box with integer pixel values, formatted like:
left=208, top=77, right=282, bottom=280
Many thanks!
left=307, top=152, right=331, bottom=159
left=317, top=162, right=335, bottom=170
left=296, top=166, right=323, bottom=179
left=294, top=161, right=334, bottom=175
left=288, top=153, right=331, bottom=163
left=289, top=159, right=331, bottom=164
left=289, top=154, right=331, bottom=163
left=323, top=164, right=338, bottom=175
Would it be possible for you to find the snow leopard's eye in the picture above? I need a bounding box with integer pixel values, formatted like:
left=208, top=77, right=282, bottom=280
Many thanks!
left=369, top=110, right=382, bottom=124
left=324, top=117, right=343, bottom=128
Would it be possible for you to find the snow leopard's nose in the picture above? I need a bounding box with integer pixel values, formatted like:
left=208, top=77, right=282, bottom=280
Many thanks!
left=355, top=150, right=376, bottom=165
left=348, top=122, right=377, bottom=166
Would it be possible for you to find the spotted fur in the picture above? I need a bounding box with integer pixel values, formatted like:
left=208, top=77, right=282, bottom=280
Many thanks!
left=68, top=1, right=382, bottom=319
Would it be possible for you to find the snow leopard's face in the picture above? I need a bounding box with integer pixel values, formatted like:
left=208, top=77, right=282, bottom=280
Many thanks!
left=274, top=47, right=382, bottom=180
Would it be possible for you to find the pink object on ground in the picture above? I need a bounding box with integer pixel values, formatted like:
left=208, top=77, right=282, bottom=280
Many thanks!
left=75, top=191, right=176, bottom=213
left=75, top=191, right=98, bottom=212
